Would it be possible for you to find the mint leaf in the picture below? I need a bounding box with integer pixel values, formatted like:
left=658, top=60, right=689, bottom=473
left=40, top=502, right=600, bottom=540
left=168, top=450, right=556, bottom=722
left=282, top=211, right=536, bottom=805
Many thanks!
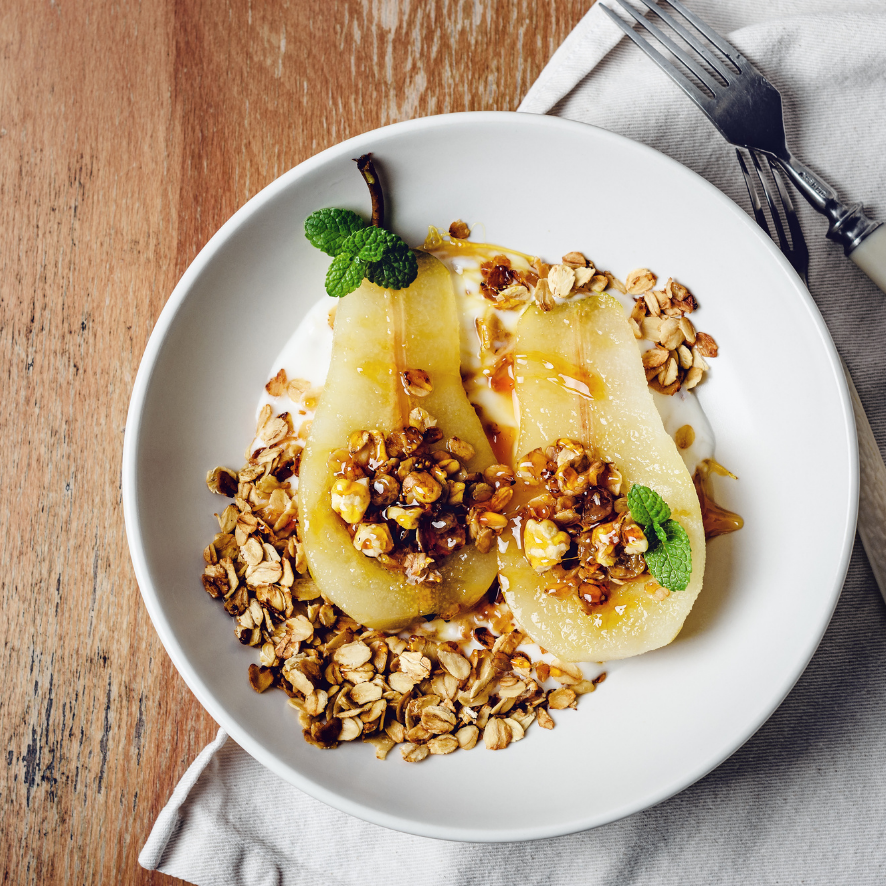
left=340, top=226, right=400, bottom=262
left=325, top=252, right=366, bottom=298
left=627, top=483, right=671, bottom=529
left=305, top=209, right=367, bottom=257
left=367, top=242, right=419, bottom=290
left=645, top=519, right=692, bottom=592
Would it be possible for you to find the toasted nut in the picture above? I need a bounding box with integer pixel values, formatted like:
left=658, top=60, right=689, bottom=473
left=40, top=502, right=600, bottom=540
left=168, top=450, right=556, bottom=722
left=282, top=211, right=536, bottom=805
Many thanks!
left=353, top=523, right=394, bottom=558
left=695, top=332, right=719, bottom=358
left=622, top=521, right=648, bottom=554
left=478, top=511, right=508, bottom=530
left=447, top=437, right=475, bottom=462
left=401, top=471, right=443, bottom=505
left=330, top=477, right=371, bottom=524
left=524, top=519, right=571, bottom=572
left=627, top=268, right=656, bottom=294
left=574, top=266, right=594, bottom=289
left=547, top=264, right=576, bottom=298
left=386, top=505, right=424, bottom=530
left=401, top=368, right=433, bottom=397
left=674, top=424, right=696, bottom=449
left=408, top=407, right=438, bottom=432
left=449, top=219, right=470, bottom=239
left=248, top=664, right=274, bottom=693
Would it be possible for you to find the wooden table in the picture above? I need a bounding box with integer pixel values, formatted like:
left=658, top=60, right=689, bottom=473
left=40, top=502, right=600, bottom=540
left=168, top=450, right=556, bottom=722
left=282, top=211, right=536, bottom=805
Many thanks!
left=0, top=1, right=588, bottom=882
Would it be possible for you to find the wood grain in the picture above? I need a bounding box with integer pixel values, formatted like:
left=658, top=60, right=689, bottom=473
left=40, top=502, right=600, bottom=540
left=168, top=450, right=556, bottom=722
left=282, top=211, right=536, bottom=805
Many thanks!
left=0, top=1, right=587, bottom=883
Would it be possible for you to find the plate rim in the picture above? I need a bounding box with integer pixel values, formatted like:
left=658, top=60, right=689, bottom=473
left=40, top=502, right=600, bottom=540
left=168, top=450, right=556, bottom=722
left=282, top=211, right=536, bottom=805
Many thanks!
left=122, top=110, right=859, bottom=842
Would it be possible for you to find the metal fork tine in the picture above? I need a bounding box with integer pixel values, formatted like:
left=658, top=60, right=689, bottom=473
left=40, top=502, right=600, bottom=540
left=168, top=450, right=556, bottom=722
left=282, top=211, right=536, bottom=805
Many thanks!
left=631, top=0, right=732, bottom=81
left=736, top=150, right=771, bottom=239
left=599, top=5, right=714, bottom=113
left=768, top=158, right=810, bottom=276
left=751, top=150, right=790, bottom=256
left=609, top=0, right=722, bottom=95
left=662, top=0, right=747, bottom=67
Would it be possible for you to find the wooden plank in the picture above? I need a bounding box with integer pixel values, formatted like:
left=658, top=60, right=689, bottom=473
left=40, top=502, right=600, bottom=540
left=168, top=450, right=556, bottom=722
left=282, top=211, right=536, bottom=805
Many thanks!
left=0, top=1, right=587, bottom=882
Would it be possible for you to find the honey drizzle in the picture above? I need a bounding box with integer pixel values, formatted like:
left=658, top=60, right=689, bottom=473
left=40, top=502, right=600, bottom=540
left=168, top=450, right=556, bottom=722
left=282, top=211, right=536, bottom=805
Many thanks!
left=387, top=288, right=411, bottom=424
left=693, top=458, right=744, bottom=539
left=572, top=321, right=594, bottom=449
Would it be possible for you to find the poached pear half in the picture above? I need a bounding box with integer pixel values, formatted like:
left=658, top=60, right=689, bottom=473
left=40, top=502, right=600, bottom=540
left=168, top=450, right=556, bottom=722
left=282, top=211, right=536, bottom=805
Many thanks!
left=499, top=294, right=706, bottom=661
left=298, top=252, right=498, bottom=630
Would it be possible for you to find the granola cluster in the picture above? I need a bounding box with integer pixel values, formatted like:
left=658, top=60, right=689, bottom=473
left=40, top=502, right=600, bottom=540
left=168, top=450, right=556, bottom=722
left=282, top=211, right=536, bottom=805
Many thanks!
left=329, top=407, right=515, bottom=586
left=202, top=437, right=602, bottom=760
left=516, top=438, right=663, bottom=610
left=259, top=604, right=605, bottom=759
left=202, top=407, right=313, bottom=647
left=623, top=270, right=719, bottom=394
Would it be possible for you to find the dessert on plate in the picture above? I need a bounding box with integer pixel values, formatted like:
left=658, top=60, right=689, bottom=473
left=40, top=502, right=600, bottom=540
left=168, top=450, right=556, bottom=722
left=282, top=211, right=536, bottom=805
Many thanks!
left=200, top=157, right=741, bottom=759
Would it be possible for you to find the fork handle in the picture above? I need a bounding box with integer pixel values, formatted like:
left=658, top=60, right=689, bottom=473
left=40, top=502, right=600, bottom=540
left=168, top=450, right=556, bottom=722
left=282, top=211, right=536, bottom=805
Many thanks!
left=849, top=224, right=886, bottom=294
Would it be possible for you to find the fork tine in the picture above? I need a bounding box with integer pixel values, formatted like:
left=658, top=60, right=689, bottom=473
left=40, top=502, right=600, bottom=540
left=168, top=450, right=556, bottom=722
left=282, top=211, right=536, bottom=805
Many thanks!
left=609, top=0, right=722, bottom=95
left=661, top=0, right=747, bottom=68
left=736, top=149, right=771, bottom=239
left=751, top=150, right=790, bottom=256
left=631, top=0, right=732, bottom=81
left=600, top=5, right=714, bottom=113
left=767, top=156, right=810, bottom=281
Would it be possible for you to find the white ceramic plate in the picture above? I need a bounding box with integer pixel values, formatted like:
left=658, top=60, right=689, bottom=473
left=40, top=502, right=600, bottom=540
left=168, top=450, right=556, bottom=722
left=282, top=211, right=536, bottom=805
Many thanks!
left=123, top=112, right=857, bottom=842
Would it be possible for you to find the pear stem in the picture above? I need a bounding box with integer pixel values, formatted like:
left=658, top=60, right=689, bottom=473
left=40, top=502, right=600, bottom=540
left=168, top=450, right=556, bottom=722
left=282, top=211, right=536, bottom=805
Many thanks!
left=355, top=153, right=384, bottom=228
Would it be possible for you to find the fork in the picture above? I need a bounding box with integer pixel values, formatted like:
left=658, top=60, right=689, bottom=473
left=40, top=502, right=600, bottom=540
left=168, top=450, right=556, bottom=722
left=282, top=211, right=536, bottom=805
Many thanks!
left=737, top=148, right=886, bottom=604
left=601, top=0, right=886, bottom=294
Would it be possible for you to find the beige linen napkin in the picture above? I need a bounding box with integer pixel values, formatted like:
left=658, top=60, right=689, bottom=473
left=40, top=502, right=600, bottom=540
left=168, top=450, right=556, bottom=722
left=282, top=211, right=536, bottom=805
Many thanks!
left=141, top=2, right=886, bottom=883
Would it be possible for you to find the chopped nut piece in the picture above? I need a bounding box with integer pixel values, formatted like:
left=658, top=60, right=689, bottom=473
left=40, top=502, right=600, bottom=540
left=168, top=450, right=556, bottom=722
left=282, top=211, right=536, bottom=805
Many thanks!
left=401, top=368, right=433, bottom=397
left=248, top=664, right=274, bottom=693
left=330, top=477, right=371, bottom=524
left=449, top=219, right=470, bottom=239
left=401, top=471, right=443, bottom=505
left=353, top=523, right=394, bottom=558
left=408, top=407, right=437, bottom=432
left=547, top=264, right=576, bottom=298
left=524, top=519, right=571, bottom=573
left=446, top=437, right=475, bottom=462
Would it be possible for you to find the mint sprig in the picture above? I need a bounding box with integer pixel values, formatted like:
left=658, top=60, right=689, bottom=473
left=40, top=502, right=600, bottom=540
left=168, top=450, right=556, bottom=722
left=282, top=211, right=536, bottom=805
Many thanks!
left=627, top=483, right=692, bottom=592
left=304, top=154, right=419, bottom=298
